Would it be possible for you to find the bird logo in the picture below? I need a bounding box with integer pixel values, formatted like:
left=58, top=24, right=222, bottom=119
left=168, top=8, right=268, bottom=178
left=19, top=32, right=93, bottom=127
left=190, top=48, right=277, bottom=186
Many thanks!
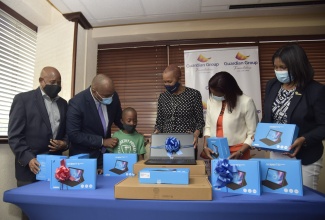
left=197, top=54, right=211, bottom=62
left=202, top=101, right=207, bottom=109
left=235, top=52, right=250, bottom=60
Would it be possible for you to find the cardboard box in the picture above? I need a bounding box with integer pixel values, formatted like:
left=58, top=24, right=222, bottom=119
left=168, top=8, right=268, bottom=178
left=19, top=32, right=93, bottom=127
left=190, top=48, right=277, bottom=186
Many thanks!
left=103, top=153, right=137, bottom=177
left=252, top=158, right=303, bottom=196
left=207, top=137, right=230, bottom=159
left=211, top=159, right=261, bottom=195
left=50, top=158, right=97, bottom=190
left=133, top=160, right=206, bottom=176
left=36, top=155, right=68, bottom=181
left=139, top=168, right=190, bottom=184
left=69, top=153, right=89, bottom=159
left=115, top=176, right=212, bottom=200
left=252, top=123, right=299, bottom=152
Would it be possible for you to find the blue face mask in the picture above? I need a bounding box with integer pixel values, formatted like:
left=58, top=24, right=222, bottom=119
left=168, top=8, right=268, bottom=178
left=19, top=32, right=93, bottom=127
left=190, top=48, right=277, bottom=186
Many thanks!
left=275, top=70, right=292, bottom=84
left=165, top=82, right=180, bottom=94
left=212, top=95, right=225, bottom=101
left=101, top=96, right=113, bottom=105
left=95, top=90, right=113, bottom=105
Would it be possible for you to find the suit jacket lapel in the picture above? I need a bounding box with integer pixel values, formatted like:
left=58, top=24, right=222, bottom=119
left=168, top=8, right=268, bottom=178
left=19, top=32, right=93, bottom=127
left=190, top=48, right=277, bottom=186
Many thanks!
left=56, top=98, right=65, bottom=134
left=85, top=88, right=105, bottom=136
left=35, top=87, right=52, bottom=132
left=286, top=89, right=303, bottom=123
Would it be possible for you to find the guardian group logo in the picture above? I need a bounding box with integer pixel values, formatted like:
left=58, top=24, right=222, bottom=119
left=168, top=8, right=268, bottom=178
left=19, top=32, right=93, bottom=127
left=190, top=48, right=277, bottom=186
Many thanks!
left=235, top=52, right=250, bottom=60
left=186, top=54, right=219, bottom=68
left=197, top=54, right=211, bottom=62
left=223, top=51, right=258, bottom=66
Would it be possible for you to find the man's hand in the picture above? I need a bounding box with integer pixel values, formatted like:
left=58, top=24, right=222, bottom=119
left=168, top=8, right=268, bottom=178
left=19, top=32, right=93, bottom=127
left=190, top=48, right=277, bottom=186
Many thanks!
left=103, top=137, right=119, bottom=148
left=49, top=139, right=67, bottom=152
left=29, top=158, right=40, bottom=174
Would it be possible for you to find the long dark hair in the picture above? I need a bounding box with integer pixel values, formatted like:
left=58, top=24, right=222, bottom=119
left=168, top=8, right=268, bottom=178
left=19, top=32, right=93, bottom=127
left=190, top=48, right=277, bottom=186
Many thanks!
left=208, top=71, right=243, bottom=112
left=272, top=43, right=314, bottom=89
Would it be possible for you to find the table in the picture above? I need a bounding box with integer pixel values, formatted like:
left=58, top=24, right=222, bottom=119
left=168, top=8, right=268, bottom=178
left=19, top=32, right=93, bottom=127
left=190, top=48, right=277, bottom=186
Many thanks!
left=3, top=176, right=325, bottom=220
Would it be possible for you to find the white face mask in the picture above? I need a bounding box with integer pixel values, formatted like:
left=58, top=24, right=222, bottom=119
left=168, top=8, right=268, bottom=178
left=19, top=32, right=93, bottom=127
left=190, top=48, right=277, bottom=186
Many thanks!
left=212, top=95, right=225, bottom=101
left=275, top=70, right=292, bottom=84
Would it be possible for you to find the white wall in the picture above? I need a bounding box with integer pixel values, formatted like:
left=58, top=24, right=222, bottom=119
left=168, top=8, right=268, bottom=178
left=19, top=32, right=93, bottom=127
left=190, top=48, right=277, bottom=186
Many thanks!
left=74, top=26, right=98, bottom=94
left=0, top=144, right=21, bottom=220
left=33, top=11, right=74, bottom=100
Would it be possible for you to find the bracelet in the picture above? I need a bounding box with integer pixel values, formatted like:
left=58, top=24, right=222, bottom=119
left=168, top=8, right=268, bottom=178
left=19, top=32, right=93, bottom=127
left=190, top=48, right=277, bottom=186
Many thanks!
left=203, top=146, right=208, bottom=149
left=238, top=151, right=243, bottom=157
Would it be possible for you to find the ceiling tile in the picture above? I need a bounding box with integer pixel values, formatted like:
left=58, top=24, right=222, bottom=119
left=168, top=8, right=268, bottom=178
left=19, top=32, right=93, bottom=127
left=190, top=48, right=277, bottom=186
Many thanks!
left=141, top=0, right=200, bottom=14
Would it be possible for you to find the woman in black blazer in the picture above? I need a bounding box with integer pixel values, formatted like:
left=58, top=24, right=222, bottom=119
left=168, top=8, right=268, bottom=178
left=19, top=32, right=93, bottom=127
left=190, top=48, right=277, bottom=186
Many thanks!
left=262, top=43, right=325, bottom=190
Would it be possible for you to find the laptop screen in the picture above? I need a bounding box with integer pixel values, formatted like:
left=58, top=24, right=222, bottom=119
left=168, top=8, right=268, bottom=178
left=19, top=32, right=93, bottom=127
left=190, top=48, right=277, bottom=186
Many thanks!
left=149, top=133, right=194, bottom=159
left=232, top=171, right=245, bottom=185
left=266, top=129, right=282, bottom=142
left=266, top=168, right=285, bottom=185
left=69, top=168, right=83, bottom=182
left=115, top=160, right=128, bottom=170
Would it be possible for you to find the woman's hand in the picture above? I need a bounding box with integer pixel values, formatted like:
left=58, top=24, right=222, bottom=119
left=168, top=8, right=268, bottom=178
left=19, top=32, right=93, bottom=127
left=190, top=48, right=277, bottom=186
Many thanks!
left=228, top=151, right=243, bottom=159
left=283, top=136, right=305, bottom=158
left=203, top=147, right=214, bottom=160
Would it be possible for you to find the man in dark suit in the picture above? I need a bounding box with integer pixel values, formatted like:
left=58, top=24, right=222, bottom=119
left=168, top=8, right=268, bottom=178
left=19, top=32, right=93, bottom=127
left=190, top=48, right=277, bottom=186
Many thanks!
left=66, top=74, right=123, bottom=172
left=8, top=66, right=68, bottom=188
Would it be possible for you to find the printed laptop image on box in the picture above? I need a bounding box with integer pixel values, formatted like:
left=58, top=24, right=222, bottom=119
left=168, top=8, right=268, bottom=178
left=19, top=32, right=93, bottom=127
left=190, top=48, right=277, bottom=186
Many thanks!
left=259, top=129, right=282, bottom=146
left=262, top=168, right=288, bottom=190
left=109, top=160, right=129, bottom=175
left=103, top=153, right=137, bottom=177
left=226, top=170, right=247, bottom=190
left=145, top=133, right=196, bottom=165
left=252, top=123, right=299, bottom=153
left=60, top=167, right=85, bottom=187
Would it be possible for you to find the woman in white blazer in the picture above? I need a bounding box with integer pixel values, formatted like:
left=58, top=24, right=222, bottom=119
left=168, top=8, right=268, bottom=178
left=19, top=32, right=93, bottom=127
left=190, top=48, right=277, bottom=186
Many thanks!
left=203, top=71, right=259, bottom=159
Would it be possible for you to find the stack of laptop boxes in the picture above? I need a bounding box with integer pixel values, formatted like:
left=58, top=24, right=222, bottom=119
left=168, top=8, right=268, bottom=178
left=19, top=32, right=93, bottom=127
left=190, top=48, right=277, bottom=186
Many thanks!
left=115, top=133, right=212, bottom=200
left=36, top=153, right=97, bottom=190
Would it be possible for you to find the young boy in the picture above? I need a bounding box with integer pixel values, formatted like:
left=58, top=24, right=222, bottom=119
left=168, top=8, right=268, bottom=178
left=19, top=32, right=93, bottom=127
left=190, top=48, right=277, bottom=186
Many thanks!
left=110, top=107, right=146, bottom=160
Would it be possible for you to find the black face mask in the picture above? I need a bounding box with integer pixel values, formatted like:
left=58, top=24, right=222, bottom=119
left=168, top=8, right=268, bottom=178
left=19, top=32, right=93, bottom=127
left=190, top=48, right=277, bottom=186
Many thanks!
left=165, top=81, right=180, bottom=94
left=123, top=124, right=136, bottom=133
left=43, top=84, right=61, bottom=99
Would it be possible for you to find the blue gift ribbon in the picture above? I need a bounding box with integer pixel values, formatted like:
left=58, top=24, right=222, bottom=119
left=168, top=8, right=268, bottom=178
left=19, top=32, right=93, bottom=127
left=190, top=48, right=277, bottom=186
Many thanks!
left=150, top=136, right=193, bottom=158
left=165, top=136, right=180, bottom=154
left=214, top=159, right=238, bottom=188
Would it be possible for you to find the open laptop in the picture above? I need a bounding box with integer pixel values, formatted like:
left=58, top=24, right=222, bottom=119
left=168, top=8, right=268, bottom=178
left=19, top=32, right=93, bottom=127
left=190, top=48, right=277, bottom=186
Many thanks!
left=259, top=129, right=282, bottom=146
left=109, top=160, right=129, bottom=175
left=262, top=168, right=288, bottom=190
left=226, top=170, right=247, bottom=190
left=145, top=133, right=196, bottom=165
left=60, top=167, right=84, bottom=187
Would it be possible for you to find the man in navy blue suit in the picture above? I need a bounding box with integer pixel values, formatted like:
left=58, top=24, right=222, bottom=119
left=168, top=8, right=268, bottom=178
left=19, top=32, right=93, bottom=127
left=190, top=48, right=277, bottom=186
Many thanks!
left=66, top=74, right=123, bottom=172
left=8, top=66, right=68, bottom=187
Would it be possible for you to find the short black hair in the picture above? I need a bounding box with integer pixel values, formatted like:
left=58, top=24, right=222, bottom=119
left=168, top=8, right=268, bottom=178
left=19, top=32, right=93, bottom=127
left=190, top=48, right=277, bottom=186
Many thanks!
left=122, top=107, right=137, bottom=118
left=272, top=43, right=314, bottom=89
left=208, top=71, right=243, bottom=112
